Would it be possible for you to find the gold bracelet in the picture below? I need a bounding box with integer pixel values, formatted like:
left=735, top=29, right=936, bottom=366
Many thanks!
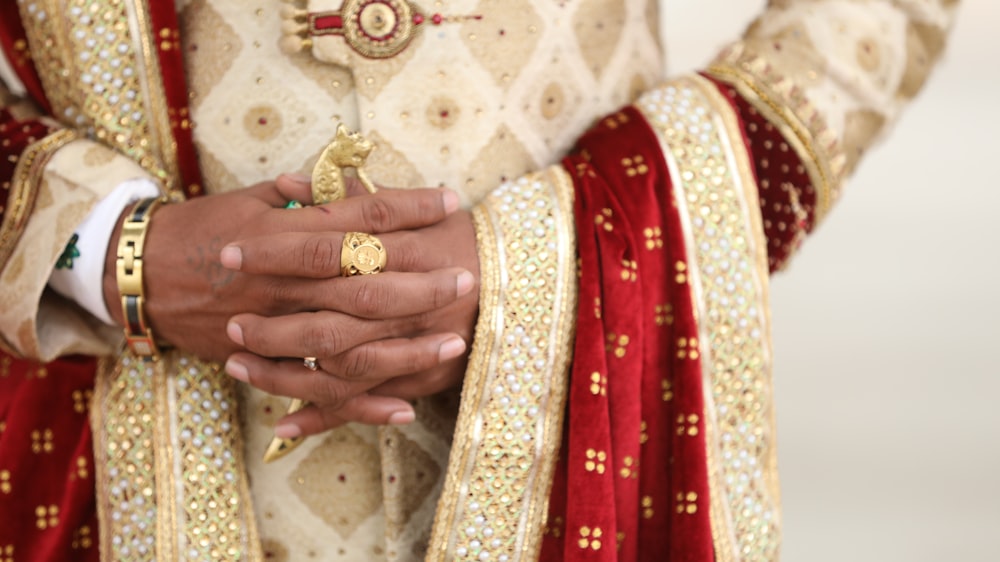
left=116, top=196, right=166, bottom=359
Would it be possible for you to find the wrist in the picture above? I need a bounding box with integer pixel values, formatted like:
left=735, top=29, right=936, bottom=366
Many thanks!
left=110, top=197, right=168, bottom=358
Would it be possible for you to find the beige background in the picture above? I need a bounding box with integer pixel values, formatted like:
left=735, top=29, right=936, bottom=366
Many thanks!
left=664, top=1, right=1000, bottom=560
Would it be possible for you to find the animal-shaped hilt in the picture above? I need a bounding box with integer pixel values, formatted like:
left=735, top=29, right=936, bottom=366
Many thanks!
left=311, top=124, right=377, bottom=204
left=263, top=124, right=378, bottom=464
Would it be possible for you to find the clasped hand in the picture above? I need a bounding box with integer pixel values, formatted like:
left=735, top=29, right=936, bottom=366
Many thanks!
left=104, top=174, right=479, bottom=437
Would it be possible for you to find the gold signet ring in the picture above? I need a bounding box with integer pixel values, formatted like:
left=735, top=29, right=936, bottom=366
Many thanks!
left=341, top=232, right=387, bottom=277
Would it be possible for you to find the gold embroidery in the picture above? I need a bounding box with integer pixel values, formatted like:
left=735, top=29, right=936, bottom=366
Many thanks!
left=674, top=260, right=687, bottom=284
left=93, top=353, right=262, bottom=562
left=606, top=333, right=630, bottom=358
left=708, top=44, right=845, bottom=225
left=622, top=155, right=648, bottom=177
left=676, top=414, right=700, bottom=437
left=71, top=525, right=94, bottom=550
left=619, top=456, right=637, bottom=479
left=660, top=379, right=674, bottom=402
left=17, top=0, right=181, bottom=193
left=641, top=496, right=654, bottom=520
left=676, top=337, right=700, bottom=360
left=30, top=428, right=53, bottom=453
left=675, top=492, right=699, bottom=515
left=76, top=456, right=89, bottom=479
left=643, top=226, right=663, bottom=250
left=584, top=449, right=607, bottom=474
left=654, top=303, right=673, bottom=326
left=0, top=470, right=10, bottom=494
left=589, top=371, right=607, bottom=396
left=594, top=207, right=613, bottom=232
left=0, top=129, right=77, bottom=273
left=638, top=75, right=779, bottom=562
left=620, top=259, right=638, bottom=282
left=35, top=504, right=59, bottom=529
left=577, top=526, right=603, bottom=550
left=72, top=389, right=93, bottom=414
left=428, top=167, right=577, bottom=561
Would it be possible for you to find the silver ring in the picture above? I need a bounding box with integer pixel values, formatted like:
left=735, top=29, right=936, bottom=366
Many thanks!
left=303, top=356, right=319, bottom=371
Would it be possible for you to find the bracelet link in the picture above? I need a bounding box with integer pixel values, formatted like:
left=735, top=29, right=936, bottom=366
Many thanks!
left=116, top=196, right=166, bottom=359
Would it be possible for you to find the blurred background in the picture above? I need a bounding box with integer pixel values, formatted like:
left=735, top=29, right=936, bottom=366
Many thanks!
left=664, top=1, right=1000, bottom=560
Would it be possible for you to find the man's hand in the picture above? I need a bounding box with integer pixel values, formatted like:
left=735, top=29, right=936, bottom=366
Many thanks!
left=222, top=207, right=481, bottom=437
left=102, top=176, right=468, bottom=364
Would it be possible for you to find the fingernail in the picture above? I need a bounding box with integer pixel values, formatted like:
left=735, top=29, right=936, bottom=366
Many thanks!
left=227, top=322, right=245, bottom=346
left=441, top=189, right=460, bottom=214
left=220, top=245, right=242, bottom=270
left=285, top=172, right=311, bottom=184
left=224, top=358, right=248, bottom=383
left=274, top=422, right=302, bottom=439
left=387, top=410, right=415, bottom=425
left=456, top=270, right=474, bottom=296
left=439, top=336, right=467, bottom=361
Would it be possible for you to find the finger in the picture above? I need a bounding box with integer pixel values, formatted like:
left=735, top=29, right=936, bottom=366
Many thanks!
left=261, top=187, right=459, bottom=235
left=275, top=173, right=313, bottom=204
left=275, top=395, right=415, bottom=437
left=368, top=365, right=464, bottom=401
left=225, top=351, right=380, bottom=404
left=254, top=269, right=475, bottom=319
left=227, top=310, right=431, bottom=359
left=240, top=180, right=288, bottom=207
left=225, top=332, right=465, bottom=396
left=221, top=226, right=456, bottom=277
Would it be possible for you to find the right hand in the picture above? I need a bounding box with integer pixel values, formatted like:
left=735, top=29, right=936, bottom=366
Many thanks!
left=102, top=175, right=470, bottom=363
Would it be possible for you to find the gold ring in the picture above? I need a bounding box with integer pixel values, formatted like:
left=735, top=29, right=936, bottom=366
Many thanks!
left=341, top=232, right=387, bottom=276
left=303, top=357, right=319, bottom=371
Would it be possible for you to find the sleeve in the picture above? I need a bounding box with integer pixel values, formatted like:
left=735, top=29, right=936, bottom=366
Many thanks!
left=0, top=75, right=162, bottom=361
left=706, top=0, right=959, bottom=268
left=426, top=1, right=959, bottom=560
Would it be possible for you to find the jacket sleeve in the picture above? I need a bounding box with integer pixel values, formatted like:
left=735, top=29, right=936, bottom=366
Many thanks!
left=0, top=75, right=160, bottom=361
left=706, top=0, right=958, bottom=268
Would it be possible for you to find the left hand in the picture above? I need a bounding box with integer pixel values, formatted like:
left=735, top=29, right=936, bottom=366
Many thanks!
left=223, top=206, right=480, bottom=437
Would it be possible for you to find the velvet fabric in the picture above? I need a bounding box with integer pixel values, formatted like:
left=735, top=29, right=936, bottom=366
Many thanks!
left=539, top=80, right=814, bottom=559
left=539, top=107, right=714, bottom=561
left=0, top=353, right=99, bottom=561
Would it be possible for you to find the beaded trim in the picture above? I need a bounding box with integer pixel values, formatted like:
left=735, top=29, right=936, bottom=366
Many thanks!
left=708, top=42, right=846, bottom=226
left=92, top=352, right=262, bottom=562
left=16, top=0, right=180, bottom=193
left=636, top=75, right=780, bottom=561
left=428, top=167, right=578, bottom=561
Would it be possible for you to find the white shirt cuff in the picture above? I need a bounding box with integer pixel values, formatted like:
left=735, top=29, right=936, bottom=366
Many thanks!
left=48, top=178, right=161, bottom=325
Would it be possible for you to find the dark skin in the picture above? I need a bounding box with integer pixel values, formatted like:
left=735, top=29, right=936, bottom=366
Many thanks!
left=103, top=174, right=481, bottom=434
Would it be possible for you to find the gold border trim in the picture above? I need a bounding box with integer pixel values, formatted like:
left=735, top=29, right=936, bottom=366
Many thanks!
left=17, top=0, right=181, bottom=193
left=153, top=362, right=177, bottom=562
left=128, top=0, right=181, bottom=192
left=0, top=128, right=77, bottom=272
left=637, top=75, right=780, bottom=561
left=428, top=167, right=577, bottom=561
left=708, top=42, right=846, bottom=225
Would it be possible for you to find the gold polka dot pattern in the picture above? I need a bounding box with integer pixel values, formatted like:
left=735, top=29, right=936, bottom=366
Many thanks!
left=638, top=76, right=779, bottom=561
